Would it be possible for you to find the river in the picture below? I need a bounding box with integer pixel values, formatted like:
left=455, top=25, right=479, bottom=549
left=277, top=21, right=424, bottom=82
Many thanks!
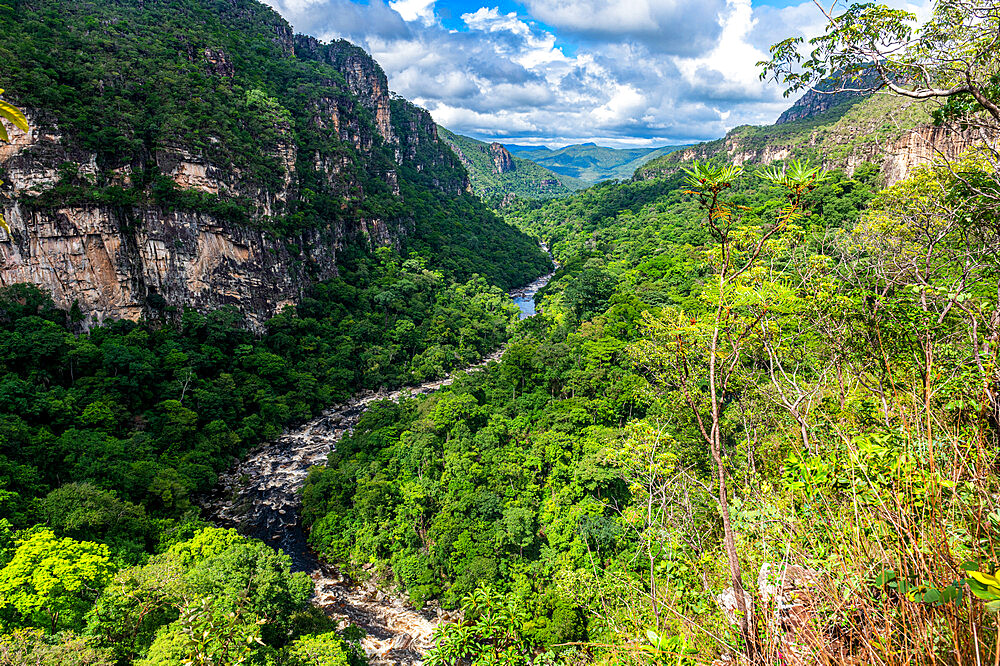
left=200, top=263, right=553, bottom=665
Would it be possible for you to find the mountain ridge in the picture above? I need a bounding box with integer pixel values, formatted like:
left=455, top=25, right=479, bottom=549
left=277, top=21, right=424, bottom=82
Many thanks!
left=507, top=142, right=690, bottom=182
left=437, top=127, right=584, bottom=199
left=0, top=0, right=549, bottom=328
left=635, top=93, right=980, bottom=185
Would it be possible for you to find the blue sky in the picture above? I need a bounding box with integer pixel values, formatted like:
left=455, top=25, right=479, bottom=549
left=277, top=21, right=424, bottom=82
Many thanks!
left=264, top=0, right=931, bottom=148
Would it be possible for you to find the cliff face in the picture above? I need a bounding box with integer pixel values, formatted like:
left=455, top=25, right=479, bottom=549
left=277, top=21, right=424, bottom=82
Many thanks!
left=489, top=143, right=516, bottom=174
left=294, top=36, right=396, bottom=147
left=0, top=202, right=349, bottom=328
left=0, top=0, right=488, bottom=328
left=637, top=95, right=986, bottom=186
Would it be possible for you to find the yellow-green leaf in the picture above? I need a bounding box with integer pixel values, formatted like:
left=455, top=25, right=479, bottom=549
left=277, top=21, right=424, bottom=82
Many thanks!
left=969, top=570, right=1000, bottom=588
left=0, top=98, right=29, bottom=134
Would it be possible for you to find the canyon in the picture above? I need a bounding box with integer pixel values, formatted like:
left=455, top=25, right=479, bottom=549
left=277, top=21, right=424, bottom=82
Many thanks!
left=0, top=0, right=484, bottom=330
left=200, top=269, right=553, bottom=665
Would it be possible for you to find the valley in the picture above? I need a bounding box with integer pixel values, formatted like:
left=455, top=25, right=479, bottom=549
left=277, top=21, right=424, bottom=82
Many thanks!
left=505, top=143, right=690, bottom=184
left=0, top=0, right=999, bottom=665
left=200, top=271, right=553, bottom=664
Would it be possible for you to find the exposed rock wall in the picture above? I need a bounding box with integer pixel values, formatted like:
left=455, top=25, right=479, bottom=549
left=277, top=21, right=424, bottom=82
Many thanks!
left=0, top=200, right=356, bottom=330
left=0, top=21, right=468, bottom=329
left=639, top=118, right=989, bottom=187
left=295, top=36, right=396, bottom=147
left=880, top=125, right=986, bottom=185
left=489, top=142, right=516, bottom=174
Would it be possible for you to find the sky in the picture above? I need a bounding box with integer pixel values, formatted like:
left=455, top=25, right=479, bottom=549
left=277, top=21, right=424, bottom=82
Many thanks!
left=263, top=0, right=932, bottom=148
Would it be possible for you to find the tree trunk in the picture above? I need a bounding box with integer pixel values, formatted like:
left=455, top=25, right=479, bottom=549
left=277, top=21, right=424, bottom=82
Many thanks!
left=709, top=290, right=756, bottom=660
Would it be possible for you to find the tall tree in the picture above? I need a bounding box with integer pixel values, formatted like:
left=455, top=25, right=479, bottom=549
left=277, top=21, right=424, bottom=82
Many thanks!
left=631, top=160, right=827, bottom=659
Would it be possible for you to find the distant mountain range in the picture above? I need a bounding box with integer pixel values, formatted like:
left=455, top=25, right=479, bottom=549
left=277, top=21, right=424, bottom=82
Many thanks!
left=438, top=128, right=587, bottom=200
left=504, top=142, right=691, bottom=183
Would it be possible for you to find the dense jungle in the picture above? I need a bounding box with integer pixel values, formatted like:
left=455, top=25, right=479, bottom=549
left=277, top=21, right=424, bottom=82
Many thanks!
left=1, top=0, right=999, bottom=665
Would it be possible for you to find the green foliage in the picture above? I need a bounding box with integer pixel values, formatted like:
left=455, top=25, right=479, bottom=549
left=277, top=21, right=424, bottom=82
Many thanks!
left=437, top=127, right=579, bottom=199
left=83, top=528, right=357, bottom=664
left=964, top=566, right=1000, bottom=613
left=425, top=586, right=533, bottom=666
left=0, top=257, right=517, bottom=528
left=0, top=530, right=114, bottom=633
left=137, top=596, right=268, bottom=666
left=285, top=631, right=365, bottom=666
left=41, top=483, right=152, bottom=564
left=0, top=628, right=114, bottom=665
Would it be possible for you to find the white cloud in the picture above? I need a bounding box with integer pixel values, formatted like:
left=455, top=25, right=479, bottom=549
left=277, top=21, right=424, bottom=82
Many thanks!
left=262, top=0, right=937, bottom=147
left=522, top=0, right=728, bottom=56
left=592, top=84, right=647, bottom=126
left=389, top=0, right=436, bottom=24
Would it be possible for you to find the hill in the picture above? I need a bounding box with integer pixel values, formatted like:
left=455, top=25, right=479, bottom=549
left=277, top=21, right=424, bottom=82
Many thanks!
left=0, top=3, right=553, bottom=661
left=0, top=0, right=549, bottom=328
left=636, top=92, right=980, bottom=185
left=507, top=142, right=689, bottom=182
left=437, top=127, right=583, bottom=199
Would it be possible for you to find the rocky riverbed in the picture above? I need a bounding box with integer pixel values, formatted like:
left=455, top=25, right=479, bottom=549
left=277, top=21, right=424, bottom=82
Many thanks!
left=201, top=350, right=503, bottom=664
left=200, top=261, right=553, bottom=665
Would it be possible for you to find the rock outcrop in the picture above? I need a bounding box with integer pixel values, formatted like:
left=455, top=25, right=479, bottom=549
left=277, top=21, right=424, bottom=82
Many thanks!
left=0, top=198, right=351, bottom=329
left=880, top=124, right=985, bottom=185
left=489, top=142, right=516, bottom=174
left=294, top=36, right=397, bottom=147
left=0, top=0, right=477, bottom=329
left=637, top=95, right=993, bottom=186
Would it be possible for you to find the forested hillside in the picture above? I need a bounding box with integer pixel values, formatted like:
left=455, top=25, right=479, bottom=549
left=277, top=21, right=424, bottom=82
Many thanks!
left=0, top=0, right=549, bottom=663
left=510, top=143, right=689, bottom=183
left=3, top=0, right=1000, bottom=665
left=303, top=146, right=1000, bottom=665
left=0, top=0, right=549, bottom=326
left=437, top=128, right=582, bottom=200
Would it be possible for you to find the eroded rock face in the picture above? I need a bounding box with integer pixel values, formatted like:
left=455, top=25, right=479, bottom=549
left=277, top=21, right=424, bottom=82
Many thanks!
left=0, top=112, right=353, bottom=329
left=881, top=125, right=984, bottom=184
left=295, top=36, right=396, bottom=147
left=775, top=86, right=870, bottom=125
left=0, top=200, right=348, bottom=329
left=489, top=142, right=516, bottom=174
left=203, top=47, right=235, bottom=78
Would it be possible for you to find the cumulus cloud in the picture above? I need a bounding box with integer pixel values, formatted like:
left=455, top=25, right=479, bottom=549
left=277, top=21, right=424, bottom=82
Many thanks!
left=266, top=0, right=412, bottom=40
left=263, top=0, right=934, bottom=147
left=389, top=0, right=436, bottom=24
left=521, top=0, right=728, bottom=56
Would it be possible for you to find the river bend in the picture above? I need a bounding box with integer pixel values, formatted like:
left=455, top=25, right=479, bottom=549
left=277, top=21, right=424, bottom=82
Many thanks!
left=201, top=265, right=553, bottom=665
